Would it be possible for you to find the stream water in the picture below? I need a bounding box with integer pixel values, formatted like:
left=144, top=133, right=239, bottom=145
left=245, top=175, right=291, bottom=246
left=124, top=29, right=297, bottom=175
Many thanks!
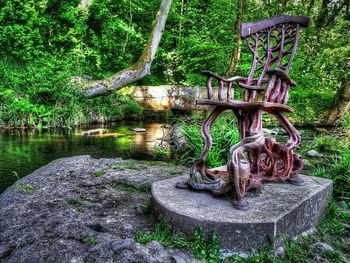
left=0, top=121, right=166, bottom=193
left=0, top=120, right=321, bottom=193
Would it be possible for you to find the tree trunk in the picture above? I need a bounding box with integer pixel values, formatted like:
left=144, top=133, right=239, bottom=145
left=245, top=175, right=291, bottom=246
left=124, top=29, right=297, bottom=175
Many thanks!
left=178, top=0, right=185, bottom=46
left=225, top=0, right=244, bottom=78
left=325, top=81, right=350, bottom=125
left=316, top=0, right=330, bottom=28
left=82, top=0, right=173, bottom=98
left=307, top=0, right=315, bottom=16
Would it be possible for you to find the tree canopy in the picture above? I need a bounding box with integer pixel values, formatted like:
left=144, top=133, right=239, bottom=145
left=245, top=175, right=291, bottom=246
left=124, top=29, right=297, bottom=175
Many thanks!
left=0, top=0, right=349, bottom=127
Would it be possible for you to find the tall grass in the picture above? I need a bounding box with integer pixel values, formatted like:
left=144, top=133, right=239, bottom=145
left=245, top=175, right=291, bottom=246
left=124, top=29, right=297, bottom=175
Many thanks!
left=174, top=113, right=239, bottom=168
left=314, top=151, right=350, bottom=204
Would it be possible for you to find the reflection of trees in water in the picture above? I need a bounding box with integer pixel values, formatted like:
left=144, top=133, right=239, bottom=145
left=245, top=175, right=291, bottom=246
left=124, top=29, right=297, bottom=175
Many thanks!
left=0, top=122, right=168, bottom=192
left=142, top=123, right=164, bottom=151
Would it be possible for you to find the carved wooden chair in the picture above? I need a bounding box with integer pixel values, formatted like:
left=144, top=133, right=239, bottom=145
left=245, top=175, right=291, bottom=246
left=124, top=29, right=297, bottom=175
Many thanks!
left=177, top=15, right=311, bottom=210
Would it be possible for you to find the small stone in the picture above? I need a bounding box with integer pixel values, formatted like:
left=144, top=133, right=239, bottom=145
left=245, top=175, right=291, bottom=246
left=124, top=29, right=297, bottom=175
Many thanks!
left=111, top=238, right=134, bottom=252
left=341, top=223, right=350, bottom=230
left=315, top=242, right=334, bottom=252
left=307, top=150, right=324, bottom=158
left=83, top=73, right=92, bottom=80
left=79, top=180, right=96, bottom=187
left=169, top=126, right=188, bottom=151
left=273, top=246, right=285, bottom=259
left=262, top=128, right=287, bottom=136
left=303, top=159, right=311, bottom=169
left=132, top=128, right=146, bottom=132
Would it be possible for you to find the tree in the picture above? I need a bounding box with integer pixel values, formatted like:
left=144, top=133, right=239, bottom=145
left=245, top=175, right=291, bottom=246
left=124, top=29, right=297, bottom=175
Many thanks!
left=82, top=0, right=173, bottom=98
left=225, top=0, right=245, bottom=77
left=313, top=1, right=350, bottom=125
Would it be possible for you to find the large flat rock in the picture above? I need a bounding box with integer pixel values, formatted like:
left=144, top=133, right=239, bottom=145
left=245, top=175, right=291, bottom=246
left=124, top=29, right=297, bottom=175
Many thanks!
left=152, top=175, right=333, bottom=252
left=0, top=156, right=200, bottom=263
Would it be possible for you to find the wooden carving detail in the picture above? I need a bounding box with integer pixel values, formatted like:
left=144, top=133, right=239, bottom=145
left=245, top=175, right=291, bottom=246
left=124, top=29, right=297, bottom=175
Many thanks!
left=176, top=15, right=311, bottom=210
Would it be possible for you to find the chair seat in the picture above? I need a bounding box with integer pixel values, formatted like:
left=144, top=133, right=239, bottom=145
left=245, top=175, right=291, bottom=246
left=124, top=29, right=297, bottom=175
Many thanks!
left=196, top=99, right=293, bottom=113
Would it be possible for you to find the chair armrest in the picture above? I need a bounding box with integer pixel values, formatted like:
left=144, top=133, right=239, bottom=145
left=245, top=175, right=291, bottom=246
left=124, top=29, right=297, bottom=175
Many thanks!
left=201, top=70, right=246, bottom=83
left=266, top=69, right=296, bottom=86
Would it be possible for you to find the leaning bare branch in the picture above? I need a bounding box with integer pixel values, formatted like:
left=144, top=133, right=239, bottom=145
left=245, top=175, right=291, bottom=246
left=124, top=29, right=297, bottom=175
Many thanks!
left=82, top=0, right=173, bottom=98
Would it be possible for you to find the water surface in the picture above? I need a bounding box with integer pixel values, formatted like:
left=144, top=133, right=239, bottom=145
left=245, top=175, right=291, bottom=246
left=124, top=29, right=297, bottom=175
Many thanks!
left=0, top=121, right=166, bottom=193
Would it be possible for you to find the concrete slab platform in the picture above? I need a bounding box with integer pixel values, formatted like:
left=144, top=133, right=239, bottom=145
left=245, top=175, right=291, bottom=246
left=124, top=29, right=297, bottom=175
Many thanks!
left=152, top=175, right=332, bottom=252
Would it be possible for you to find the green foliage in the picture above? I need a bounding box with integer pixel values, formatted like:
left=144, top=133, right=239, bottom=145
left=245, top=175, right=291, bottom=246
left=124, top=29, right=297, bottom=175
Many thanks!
left=11, top=171, right=19, bottom=180
left=340, top=113, right=350, bottom=131
left=314, top=152, right=350, bottom=203
left=309, top=134, right=350, bottom=204
left=135, top=220, right=190, bottom=249
left=81, top=235, right=98, bottom=245
left=112, top=161, right=138, bottom=170
left=193, top=228, right=221, bottom=263
left=109, top=183, right=149, bottom=194
left=15, top=183, right=36, bottom=195
left=93, top=168, right=107, bottom=177
left=175, top=113, right=240, bottom=168
left=0, top=0, right=348, bottom=127
left=0, top=0, right=145, bottom=128
left=153, top=144, right=171, bottom=161
left=0, top=56, right=142, bottom=128
left=67, top=198, right=84, bottom=212
left=135, top=221, right=221, bottom=263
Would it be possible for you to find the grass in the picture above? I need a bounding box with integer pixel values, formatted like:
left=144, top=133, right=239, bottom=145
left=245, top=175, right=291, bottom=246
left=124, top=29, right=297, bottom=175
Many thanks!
left=81, top=235, right=98, bottom=245
left=313, top=139, right=350, bottom=204
left=67, top=198, right=84, bottom=212
left=15, top=184, right=36, bottom=195
left=109, top=183, right=150, bottom=193
left=93, top=168, right=107, bottom=177
left=173, top=113, right=240, bottom=168
left=112, top=162, right=139, bottom=170
left=135, top=221, right=221, bottom=263
left=140, top=198, right=153, bottom=216
left=11, top=171, right=19, bottom=180
left=153, top=144, right=171, bottom=161
left=141, top=160, right=176, bottom=167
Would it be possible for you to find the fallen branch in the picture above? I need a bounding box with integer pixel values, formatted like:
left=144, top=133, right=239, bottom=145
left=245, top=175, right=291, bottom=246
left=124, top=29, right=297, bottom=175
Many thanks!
left=82, top=0, right=173, bottom=98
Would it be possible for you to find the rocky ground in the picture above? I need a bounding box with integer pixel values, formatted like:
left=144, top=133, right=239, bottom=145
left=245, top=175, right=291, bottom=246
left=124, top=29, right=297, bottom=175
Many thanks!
left=0, top=155, right=200, bottom=263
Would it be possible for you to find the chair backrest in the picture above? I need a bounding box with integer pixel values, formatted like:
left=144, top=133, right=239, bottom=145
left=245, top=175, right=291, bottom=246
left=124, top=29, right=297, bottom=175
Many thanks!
left=240, top=15, right=310, bottom=103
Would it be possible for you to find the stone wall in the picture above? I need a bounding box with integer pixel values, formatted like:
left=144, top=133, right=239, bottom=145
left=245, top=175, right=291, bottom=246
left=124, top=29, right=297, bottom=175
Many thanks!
left=125, top=86, right=215, bottom=111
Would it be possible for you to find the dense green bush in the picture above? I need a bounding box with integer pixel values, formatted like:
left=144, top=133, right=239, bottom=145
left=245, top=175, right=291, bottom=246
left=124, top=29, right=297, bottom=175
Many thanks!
left=0, top=0, right=348, bottom=127
left=0, top=56, right=143, bottom=128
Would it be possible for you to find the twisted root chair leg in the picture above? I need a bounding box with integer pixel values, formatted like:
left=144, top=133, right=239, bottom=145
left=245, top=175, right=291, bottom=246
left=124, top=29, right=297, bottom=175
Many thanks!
left=176, top=107, right=228, bottom=193
left=227, top=132, right=265, bottom=210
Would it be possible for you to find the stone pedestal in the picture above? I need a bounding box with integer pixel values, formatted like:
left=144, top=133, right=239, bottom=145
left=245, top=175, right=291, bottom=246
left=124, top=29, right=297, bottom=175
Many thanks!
left=152, top=175, right=332, bottom=252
